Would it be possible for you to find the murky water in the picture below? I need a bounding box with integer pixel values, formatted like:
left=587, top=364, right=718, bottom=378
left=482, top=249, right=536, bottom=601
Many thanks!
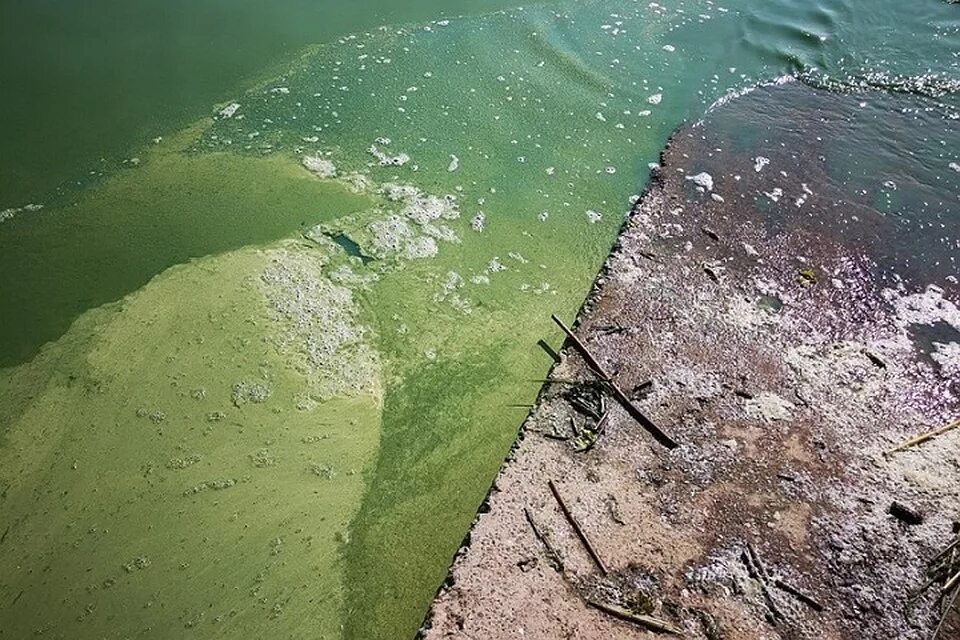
left=1, top=1, right=957, bottom=638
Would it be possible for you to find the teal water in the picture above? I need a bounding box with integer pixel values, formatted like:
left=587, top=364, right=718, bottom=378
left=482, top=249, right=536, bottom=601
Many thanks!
left=1, top=1, right=958, bottom=638
left=0, top=0, right=527, bottom=205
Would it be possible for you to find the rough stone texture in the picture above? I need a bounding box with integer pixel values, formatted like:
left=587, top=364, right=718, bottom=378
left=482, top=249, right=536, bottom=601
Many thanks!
left=419, top=127, right=960, bottom=639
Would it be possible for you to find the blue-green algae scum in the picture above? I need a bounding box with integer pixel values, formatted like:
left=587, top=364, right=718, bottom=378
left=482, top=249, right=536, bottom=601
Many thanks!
left=1, top=1, right=957, bottom=638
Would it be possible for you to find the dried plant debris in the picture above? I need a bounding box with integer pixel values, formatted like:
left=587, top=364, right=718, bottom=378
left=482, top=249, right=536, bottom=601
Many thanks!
left=566, top=383, right=607, bottom=420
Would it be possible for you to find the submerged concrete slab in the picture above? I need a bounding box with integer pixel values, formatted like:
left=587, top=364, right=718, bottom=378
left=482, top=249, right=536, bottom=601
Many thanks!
left=420, top=102, right=960, bottom=639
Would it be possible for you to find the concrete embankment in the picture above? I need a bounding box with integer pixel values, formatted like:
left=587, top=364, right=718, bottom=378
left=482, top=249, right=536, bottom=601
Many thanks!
left=419, top=95, right=960, bottom=639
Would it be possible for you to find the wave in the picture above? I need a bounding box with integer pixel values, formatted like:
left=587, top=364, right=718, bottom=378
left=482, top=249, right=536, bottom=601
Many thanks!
left=799, top=68, right=960, bottom=100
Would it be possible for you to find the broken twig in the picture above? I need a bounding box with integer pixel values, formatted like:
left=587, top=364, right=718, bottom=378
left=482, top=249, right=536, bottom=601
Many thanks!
left=551, top=314, right=679, bottom=449
left=942, top=569, right=960, bottom=594
left=933, top=584, right=960, bottom=640
left=548, top=479, right=608, bottom=575
left=742, top=543, right=787, bottom=623
left=887, top=419, right=960, bottom=454
left=774, top=579, right=824, bottom=612
left=932, top=535, right=960, bottom=565
left=586, top=598, right=682, bottom=635
left=524, top=507, right=564, bottom=573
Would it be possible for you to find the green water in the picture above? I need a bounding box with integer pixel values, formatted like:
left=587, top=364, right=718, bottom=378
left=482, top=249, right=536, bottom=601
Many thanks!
left=1, top=1, right=958, bottom=638
left=0, top=0, right=528, bottom=206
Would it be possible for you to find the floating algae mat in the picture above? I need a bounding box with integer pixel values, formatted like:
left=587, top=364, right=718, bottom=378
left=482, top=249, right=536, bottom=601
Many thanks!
left=1, top=0, right=958, bottom=638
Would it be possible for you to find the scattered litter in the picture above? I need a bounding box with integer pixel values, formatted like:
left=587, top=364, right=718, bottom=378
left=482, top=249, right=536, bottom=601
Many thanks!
left=796, top=268, right=817, bottom=286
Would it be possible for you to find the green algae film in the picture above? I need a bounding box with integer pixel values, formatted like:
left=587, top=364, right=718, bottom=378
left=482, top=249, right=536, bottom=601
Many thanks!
left=1, top=244, right=382, bottom=639
left=0, top=130, right=374, bottom=368
left=1, top=1, right=959, bottom=639
left=0, top=0, right=540, bottom=206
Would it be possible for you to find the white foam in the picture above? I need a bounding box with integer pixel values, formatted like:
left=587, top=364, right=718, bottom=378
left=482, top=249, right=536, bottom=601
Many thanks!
left=218, top=102, right=241, bottom=118
left=685, top=172, right=714, bottom=191
left=302, top=155, right=337, bottom=178
left=471, top=212, right=486, bottom=232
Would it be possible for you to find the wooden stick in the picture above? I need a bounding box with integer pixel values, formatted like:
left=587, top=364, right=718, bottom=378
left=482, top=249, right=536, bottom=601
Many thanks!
left=595, top=411, right=610, bottom=436
left=933, top=536, right=960, bottom=565
left=934, top=583, right=960, bottom=640
left=887, top=420, right=960, bottom=455
left=586, top=599, right=682, bottom=635
left=941, top=569, right=960, bottom=594
left=745, top=543, right=770, bottom=580
left=551, top=314, right=679, bottom=449
left=551, top=314, right=610, bottom=380
left=774, top=579, right=824, bottom=612
left=548, top=480, right=608, bottom=575
left=742, top=544, right=787, bottom=623
left=523, top=507, right=564, bottom=573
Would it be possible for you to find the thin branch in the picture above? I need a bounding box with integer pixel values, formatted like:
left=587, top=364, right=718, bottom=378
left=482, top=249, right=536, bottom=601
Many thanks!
left=887, top=420, right=960, bottom=455
left=551, top=314, right=678, bottom=449
left=586, top=599, right=682, bottom=635
left=548, top=480, right=608, bottom=575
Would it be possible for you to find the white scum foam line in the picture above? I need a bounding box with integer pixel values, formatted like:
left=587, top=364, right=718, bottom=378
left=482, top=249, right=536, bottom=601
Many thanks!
left=703, top=74, right=797, bottom=116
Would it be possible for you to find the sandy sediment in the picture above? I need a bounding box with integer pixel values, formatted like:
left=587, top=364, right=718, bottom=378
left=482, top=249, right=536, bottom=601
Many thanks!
left=420, top=126, right=960, bottom=639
